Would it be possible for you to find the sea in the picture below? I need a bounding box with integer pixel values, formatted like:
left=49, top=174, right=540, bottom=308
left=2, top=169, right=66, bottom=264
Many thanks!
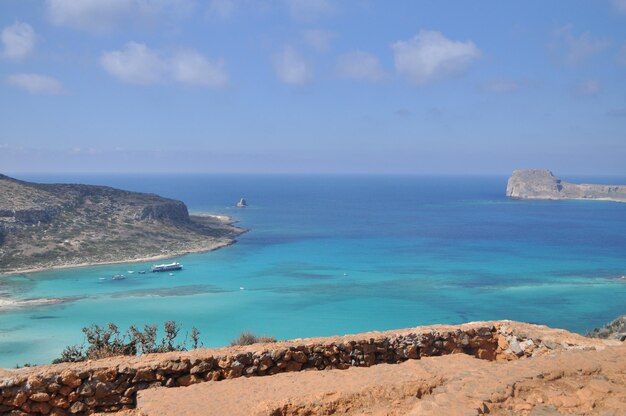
left=1, top=174, right=625, bottom=368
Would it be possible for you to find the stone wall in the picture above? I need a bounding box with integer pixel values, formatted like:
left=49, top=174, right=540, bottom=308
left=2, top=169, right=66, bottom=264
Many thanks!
left=0, top=321, right=604, bottom=415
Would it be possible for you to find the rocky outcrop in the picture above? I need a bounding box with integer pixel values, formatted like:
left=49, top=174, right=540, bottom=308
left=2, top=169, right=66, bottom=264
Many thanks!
left=506, top=169, right=626, bottom=202
left=12, top=207, right=59, bottom=225
left=0, top=321, right=616, bottom=415
left=587, top=315, right=626, bottom=341
left=138, top=201, right=190, bottom=223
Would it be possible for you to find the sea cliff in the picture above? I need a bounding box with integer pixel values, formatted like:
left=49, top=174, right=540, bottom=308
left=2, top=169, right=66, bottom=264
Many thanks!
left=506, top=169, right=626, bottom=202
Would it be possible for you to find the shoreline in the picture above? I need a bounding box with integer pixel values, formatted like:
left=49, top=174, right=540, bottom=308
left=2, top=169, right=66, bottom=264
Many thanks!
left=0, top=213, right=247, bottom=277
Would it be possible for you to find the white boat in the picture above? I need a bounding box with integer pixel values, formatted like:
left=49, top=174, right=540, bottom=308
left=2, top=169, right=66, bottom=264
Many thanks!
left=236, top=197, right=247, bottom=208
left=112, top=274, right=126, bottom=280
left=151, top=262, right=183, bottom=272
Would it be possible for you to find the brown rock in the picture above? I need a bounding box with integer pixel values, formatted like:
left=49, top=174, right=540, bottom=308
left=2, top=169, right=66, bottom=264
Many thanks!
left=218, top=356, right=233, bottom=369
left=69, top=401, right=87, bottom=414
left=204, top=371, right=221, bottom=382
left=177, top=375, right=201, bottom=387
left=58, top=386, right=73, bottom=397
left=30, top=392, right=51, bottom=402
left=50, top=396, right=70, bottom=409
left=67, top=392, right=79, bottom=403
left=292, top=351, right=308, bottom=364
left=477, top=348, right=496, bottom=361
left=6, top=391, right=28, bottom=406
left=26, top=376, right=44, bottom=389
left=31, top=401, right=52, bottom=414
left=49, top=408, right=69, bottom=416
left=93, top=368, right=118, bottom=382
left=47, top=383, right=62, bottom=393
left=285, top=361, right=302, bottom=372
left=94, top=381, right=114, bottom=398
left=60, top=370, right=82, bottom=388
left=132, top=368, right=155, bottom=383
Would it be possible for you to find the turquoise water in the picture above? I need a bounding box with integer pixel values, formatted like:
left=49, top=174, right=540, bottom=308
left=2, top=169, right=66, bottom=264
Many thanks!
left=1, top=175, right=625, bottom=367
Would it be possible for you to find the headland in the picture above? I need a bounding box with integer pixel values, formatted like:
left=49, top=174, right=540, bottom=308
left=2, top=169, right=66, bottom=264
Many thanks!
left=0, top=174, right=245, bottom=275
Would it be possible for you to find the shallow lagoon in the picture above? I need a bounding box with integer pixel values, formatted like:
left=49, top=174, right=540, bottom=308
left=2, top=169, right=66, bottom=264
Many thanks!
left=1, top=175, right=625, bottom=367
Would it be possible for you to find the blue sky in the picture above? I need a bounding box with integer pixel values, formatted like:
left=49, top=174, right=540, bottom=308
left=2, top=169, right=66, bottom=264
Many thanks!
left=1, top=0, right=625, bottom=174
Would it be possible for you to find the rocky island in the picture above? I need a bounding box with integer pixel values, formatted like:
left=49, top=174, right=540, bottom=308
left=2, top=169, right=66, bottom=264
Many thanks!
left=0, top=174, right=245, bottom=274
left=506, top=169, right=626, bottom=203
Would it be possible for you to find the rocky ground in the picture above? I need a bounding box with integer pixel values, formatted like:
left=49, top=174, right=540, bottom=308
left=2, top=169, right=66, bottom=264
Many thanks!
left=127, top=344, right=626, bottom=416
left=0, top=174, right=245, bottom=274
left=2, top=321, right=624, bottom=415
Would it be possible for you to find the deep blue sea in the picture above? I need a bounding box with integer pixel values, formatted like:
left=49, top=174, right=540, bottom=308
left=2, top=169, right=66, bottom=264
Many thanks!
left=1, top=174, right=625, bottom=367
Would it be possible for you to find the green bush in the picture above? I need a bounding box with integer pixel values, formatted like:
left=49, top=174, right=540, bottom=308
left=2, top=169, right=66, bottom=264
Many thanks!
left=230, top=331, right=277, bottom=346
left=53, top=321, right=202, bottom=364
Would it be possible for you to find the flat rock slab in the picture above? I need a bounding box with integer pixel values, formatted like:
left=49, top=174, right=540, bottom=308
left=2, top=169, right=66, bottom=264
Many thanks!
left=132, top=345, right=626, bottom=416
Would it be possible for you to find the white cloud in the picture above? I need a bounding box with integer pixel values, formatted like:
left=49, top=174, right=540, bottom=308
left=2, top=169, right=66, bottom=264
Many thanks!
left=207, top=0, right=236, bottom=19
left=286, top=0, right=334, bottom=21
left=273, top=46, right=311, bottom=85
left=575, top=79, right=601, bottom=97
left=335, top=51, right=386, bottom=81
left=610, top=0, right=626, bottom=13
left=302, top=29, right=335, bottom=52
left=6, top=73, right=66, bottom=95
left=100, top=42, right=229, bottom=88
left=391, top=30, right=481, bottom=86
left=1, top=22, right=36, bottom=61
left=46, top=0, right=194, bottom=33
left=482, top=79, right=520, bottom=93
left=553, top=25, right=609, bottom=65
left=101, top=42, right=166, bottom=85
left=171, top=50, right=229, bottom=87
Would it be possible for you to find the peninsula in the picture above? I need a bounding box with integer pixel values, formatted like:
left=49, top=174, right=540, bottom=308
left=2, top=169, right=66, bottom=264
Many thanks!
left=0, top=174, right=245, bottom=274
left=506, top=169, right=626, bottom=203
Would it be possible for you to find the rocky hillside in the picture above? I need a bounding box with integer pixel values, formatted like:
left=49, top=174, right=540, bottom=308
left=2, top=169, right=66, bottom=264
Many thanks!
left=0, top=174, right=244, bottom=274
left=506, top=170, right=626, bottom=202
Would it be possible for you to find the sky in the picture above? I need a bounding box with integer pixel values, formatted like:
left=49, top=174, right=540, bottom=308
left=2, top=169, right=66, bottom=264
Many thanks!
left=1, top=0, right=625, bottom=175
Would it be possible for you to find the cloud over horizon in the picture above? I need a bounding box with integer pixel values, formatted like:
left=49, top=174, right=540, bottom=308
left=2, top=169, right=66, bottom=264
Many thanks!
left=1, top=22, right=36, bottom=61
left=286, top=0, right=334, bottom=21
left=100, top=42, right=229, bottom=87
left=302, top=29, right=335, bottom=52
left=335, top=51, right=386, bottom=81
left=46, top=0, right=194, bottom=33
left=391, top=30, right=481, bottom=86
left=552, top=25, right=610, bottom=65
left=610, top=0, right=626, bottom=13
left=273, top=46, right=312, bottom=85
left=481, top=79, right=520, bottom=94
left=6, top=73, right=66, bottom=95
left=575, top=79, right=601, bottom=97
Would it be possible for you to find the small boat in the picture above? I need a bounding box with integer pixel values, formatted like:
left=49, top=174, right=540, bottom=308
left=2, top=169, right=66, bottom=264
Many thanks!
left=239, top=287, right=245, bottom=290
left=127, top=271, right=134, bottom=274
left=151, top=262, right=183, bottom=273
left=112, top=274, right=126, bottom=280
left=236, top=197, right=247, bottom=208
left=169, top=273, right=174, bottom=276
left=138, top=271, right=146, bottom=275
